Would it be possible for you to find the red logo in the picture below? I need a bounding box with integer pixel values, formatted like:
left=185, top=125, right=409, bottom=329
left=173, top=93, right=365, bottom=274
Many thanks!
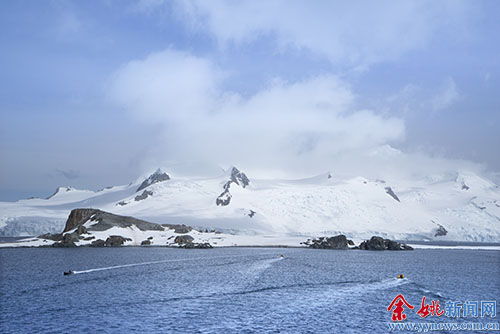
left=387, top=294, right=415, bottom=321
left=416, top=296, right=444, bottom=318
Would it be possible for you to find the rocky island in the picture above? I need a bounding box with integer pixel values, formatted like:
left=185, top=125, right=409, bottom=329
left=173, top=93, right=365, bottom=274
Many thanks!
left=302, top=234, right=413, bottom=250
left=36, top=208, right=216, bottom=248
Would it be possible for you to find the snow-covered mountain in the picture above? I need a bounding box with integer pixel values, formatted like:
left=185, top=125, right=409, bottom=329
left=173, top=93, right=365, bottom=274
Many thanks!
left=0, top=166, right=499, bottom=242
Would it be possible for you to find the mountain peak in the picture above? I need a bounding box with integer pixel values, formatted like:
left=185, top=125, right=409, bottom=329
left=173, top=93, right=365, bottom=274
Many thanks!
left=137, top=168, right=170, bottom=192
left=230, top=167, right=250, bottom=188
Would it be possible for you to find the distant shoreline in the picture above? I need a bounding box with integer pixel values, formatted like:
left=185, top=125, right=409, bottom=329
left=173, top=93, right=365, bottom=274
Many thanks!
left=2, top=236, right=500, bottom=247
left=1, top=239, right=499, bottom=251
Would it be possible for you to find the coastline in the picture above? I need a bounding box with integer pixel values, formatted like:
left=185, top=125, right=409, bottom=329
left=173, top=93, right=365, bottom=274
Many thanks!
left=2, top=237, right=499, bottom=250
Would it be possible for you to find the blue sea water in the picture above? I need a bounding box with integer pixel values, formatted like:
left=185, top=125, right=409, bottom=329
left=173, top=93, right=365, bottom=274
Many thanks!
left=0, top=247, right=499, bottom=333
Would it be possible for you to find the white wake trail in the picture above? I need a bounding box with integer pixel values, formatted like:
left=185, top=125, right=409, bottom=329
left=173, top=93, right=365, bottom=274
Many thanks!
left=71, top=253, right=280, bottom=275
left=73, top=259, right=174, bottom=274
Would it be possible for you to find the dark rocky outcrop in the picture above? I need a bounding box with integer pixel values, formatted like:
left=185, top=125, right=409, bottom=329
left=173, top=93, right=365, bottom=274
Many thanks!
left=90, top=239, right=105, bottom=247
left=141, top=239, right=151, bottom=246
left=43, top=218, right=91, bottom=244
left=137, top=168, right=170, bottom=192
left=162, top=224, right=192, bottom=234
left=134, top=190, right=153, bottom=202
left=358, top=236, right=413, bottom=250
left=248, top=210, right=256, bottom=218
left=77, top=225, right=87, bottom=235
left=434, top=224, right=448, bottom=237
left=216, top=181, right=232, bottom=206
left=63, top=209, right=164, bottom=233
left=462, top=183, right=470, bottom=190
left=385, top=187, right=401, bottom=202
left=174, top=235, right=194, bottom=244
left=88, top=236, right=129, bottom=247
left=230, top=167, right=250, bottom=188
left=173, top=235, right=213, bottom=249
left=64, top=208, right=98, bottom=232
left=180, top=242, right=213, bottom=249
left=105, top=235, right=132, bottom=247
left=52, top=233, right=78, bottom=247
left=52, top=240, right=76, bottom=247
left=306, top=235, right=354, bottom=249
left=173, top=234, right=213, bottom=248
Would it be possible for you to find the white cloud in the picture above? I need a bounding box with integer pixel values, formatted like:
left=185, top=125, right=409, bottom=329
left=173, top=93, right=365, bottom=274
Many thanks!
left=108, top=49, right=220, bottom=123
left=174, top=0, right=469, bottom=67
left=108, top=49, right=405, bottom=175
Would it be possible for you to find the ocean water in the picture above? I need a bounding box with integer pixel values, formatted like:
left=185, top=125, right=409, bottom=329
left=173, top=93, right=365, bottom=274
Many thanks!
left=0, top=247, right=498, bottom=333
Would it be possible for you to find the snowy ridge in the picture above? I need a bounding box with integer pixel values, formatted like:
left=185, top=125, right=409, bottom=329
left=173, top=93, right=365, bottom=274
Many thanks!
left=0, top=167, right=499, bottom=242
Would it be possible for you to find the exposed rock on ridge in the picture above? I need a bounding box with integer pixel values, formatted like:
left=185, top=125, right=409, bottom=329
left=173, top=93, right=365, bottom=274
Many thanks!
left=385, top=187, right=401, bottom=202
left=216, top=167, right=250, bottom=206
left=135, top=190, right=153, bottom=202
left=434, top=224, right=448, bottom=237
left=230, top=167, right=250, bottom=188
left=137, top=168, right=170, bottom=192
left=216, top=181, right=232, bottom=206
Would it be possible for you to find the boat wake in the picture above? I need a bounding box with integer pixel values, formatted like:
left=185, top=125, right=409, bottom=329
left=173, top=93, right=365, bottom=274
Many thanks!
left=70, top=253, right=280, bottom=275
left=246, top=257, right=282, bottom=274
left=72, top=259, right=171, bottom=274
left=357, top=277, right=410, bottom=292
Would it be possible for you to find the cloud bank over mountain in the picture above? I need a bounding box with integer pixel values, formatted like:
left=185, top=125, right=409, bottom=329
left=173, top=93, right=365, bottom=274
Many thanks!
left=0, top=0, right=498, bottom=199
left=107, top=48, right=486, bottom=180
left=108, top=49, right=407, bottom=176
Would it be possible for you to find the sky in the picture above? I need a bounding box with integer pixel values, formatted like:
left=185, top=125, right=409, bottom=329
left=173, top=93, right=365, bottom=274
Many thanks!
left=0, top=0, right=499, bottom=201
